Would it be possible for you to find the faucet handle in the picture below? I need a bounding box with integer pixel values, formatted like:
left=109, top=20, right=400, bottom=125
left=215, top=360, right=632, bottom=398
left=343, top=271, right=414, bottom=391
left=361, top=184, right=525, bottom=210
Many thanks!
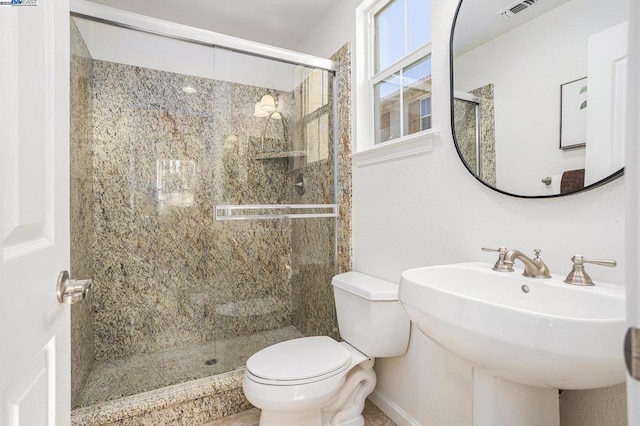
left=481, top=247, right=513, bottom=272
left=564, top=255, right=617, bottom=286
left=481, top=247, right=506, bottom=253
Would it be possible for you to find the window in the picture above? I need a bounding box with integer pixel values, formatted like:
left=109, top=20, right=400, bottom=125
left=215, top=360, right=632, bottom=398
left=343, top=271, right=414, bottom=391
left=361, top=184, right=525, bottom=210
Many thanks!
left=407, top=96, right=431, bottom=134
left=357, top=0, right=433, bottom=150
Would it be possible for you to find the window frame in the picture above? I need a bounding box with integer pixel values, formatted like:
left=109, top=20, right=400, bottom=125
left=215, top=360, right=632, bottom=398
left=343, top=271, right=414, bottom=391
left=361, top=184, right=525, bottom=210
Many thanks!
left=355, top=0, right=436, bottom=157
left=406, top=95, right=432, bottom=135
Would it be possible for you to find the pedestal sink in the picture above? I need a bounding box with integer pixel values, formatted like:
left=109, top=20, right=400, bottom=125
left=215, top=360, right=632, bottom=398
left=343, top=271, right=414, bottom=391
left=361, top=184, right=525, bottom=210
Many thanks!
left=399, top=262, right=626, bottom=426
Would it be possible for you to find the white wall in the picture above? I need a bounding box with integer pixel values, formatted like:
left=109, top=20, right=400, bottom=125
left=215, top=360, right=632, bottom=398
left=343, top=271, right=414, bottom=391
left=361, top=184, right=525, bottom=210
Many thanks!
left=454, top=0, right=627, bottom=195
left=294, top=0, right=363, bottom=58
left=297, top=0, right=628, bottom=424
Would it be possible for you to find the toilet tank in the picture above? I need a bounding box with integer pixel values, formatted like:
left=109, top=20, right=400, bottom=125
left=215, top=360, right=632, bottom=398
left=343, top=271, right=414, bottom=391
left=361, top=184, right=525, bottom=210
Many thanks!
left=332, top=272, right=410, bottom=358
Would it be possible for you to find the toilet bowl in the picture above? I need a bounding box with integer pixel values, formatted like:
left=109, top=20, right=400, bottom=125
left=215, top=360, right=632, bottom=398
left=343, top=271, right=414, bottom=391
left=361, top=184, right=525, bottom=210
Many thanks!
left=242, top=272, right=410, bottom=426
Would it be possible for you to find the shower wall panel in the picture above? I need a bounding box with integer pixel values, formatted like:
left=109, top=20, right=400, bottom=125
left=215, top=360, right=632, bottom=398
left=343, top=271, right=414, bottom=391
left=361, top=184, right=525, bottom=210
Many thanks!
left=471, top=84, right=496, bottom=186
left=454, top=84, right=496, bottom=186
left=91, top=60, right=293, bottom=360
left=333, top=44, right=353, bottom=276
left=70, top=18, right=96, bottom=409
left=289, top=45, right=351, bottom=338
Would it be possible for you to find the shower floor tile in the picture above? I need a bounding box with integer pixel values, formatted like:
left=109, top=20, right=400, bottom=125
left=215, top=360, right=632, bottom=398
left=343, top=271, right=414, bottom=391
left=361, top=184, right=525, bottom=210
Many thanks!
left=78, top=326, right=304, bottom=408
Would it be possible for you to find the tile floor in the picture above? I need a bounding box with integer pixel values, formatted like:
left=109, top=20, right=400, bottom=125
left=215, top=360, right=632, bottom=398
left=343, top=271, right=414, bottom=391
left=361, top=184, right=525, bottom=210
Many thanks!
left=77, top=326, right=303, bottom=408
left=202, top=399, right=397, bottom=426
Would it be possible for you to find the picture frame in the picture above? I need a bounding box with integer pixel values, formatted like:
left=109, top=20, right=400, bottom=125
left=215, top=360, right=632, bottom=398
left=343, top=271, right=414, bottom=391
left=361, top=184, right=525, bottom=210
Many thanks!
left=559, top=77, right=588, bottom=150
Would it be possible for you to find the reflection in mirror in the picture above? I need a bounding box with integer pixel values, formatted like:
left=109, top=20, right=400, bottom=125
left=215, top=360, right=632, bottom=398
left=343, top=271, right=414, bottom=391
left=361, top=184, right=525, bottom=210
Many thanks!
left=451, top=0, right=628, bottom=197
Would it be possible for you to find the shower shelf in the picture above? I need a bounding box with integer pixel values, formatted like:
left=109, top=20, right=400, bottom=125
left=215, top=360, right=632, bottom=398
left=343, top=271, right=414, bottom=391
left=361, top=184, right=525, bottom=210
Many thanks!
left=214, top=204, right=338, bottom=221
left=252, top=151, right=307, bottom=160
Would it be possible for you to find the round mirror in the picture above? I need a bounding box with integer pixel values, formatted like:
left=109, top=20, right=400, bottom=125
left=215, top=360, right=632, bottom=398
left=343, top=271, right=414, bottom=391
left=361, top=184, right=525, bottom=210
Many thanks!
left=451, top=0, right=627, bottom=197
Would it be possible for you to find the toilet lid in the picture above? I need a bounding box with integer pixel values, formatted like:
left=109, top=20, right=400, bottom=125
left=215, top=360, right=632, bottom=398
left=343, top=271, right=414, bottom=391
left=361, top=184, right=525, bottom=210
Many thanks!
left=246, top=336, right=351, bottom=382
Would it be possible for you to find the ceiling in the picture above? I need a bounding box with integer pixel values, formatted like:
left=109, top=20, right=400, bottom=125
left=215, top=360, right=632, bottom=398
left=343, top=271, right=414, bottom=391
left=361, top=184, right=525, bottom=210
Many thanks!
left=86, top=0, right=343, bottom=51
left=453, top=0, right=571, bottom=56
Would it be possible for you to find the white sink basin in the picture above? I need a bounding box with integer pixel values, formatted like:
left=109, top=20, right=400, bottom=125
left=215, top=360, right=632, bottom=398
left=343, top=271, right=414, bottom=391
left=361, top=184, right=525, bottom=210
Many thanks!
left=399, top=262, right=626, bottom=390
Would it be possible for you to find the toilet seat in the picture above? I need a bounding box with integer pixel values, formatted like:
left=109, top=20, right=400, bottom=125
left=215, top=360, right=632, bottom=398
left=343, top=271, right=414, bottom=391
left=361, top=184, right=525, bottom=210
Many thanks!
left=246, top=336, right=352, bottom=385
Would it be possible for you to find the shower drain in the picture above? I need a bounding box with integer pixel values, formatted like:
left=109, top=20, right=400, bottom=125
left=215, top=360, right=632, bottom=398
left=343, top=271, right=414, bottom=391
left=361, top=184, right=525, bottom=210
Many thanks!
left=204, top=358, right=218, bottom=365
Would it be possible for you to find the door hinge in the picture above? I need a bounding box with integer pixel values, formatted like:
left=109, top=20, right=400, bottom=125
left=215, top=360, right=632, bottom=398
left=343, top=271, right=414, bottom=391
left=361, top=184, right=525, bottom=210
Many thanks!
left=625, top=327, right=640, bottom=380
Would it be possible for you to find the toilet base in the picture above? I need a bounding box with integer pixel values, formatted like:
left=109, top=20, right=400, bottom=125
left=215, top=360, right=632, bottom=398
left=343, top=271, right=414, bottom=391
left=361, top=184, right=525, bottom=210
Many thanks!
left=257, top=360, right=376, bottom=426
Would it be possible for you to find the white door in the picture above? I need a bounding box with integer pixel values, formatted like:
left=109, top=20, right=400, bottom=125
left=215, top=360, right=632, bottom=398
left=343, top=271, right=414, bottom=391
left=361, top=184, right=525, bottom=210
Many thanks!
left=627, top=1, right=640, bottom=425
left=0, top=0, right=71, bottom=425
left=584, top=22, right=628, bottom=187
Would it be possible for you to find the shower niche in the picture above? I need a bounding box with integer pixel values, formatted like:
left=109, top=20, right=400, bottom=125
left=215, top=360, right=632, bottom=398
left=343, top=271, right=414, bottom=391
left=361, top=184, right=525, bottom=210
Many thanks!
left=70, top=14, right=338, bottom=420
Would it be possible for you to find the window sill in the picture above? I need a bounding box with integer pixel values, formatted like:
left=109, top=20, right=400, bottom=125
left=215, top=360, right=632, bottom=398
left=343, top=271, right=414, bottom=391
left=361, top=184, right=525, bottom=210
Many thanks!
left=351, top=130, right=439, bottom=167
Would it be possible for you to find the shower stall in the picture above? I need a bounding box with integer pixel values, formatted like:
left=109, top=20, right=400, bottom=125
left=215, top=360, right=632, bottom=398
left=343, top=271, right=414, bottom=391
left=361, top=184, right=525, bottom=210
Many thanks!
left=453, top=85, right=497, bottom=187
left=69, top=4, right=343, bottom=419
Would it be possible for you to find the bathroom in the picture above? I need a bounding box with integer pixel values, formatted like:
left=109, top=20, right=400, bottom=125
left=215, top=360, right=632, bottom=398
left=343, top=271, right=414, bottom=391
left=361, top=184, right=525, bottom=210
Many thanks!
left=0, top=0, right=637, bottom=425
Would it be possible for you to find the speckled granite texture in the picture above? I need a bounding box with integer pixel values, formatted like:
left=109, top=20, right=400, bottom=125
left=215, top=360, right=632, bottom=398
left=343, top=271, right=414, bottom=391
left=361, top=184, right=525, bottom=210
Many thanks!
left=333, top=44, right=353, bottom=275
left=289, top=66, right=339, bottom=338
left=289, top=44, right=352, bottom=338
left=77, top=326, right=302, bottom=407
left=71, top=370, right=251, bottom=426
left=91, top=61, right=294, bottom=361
left=471, top=84, right=496, bottom=186
left=453, top=84, right=496, bottom=186
left=453, top=98, right=478, bottom=172
left=71, top=36, right=350, bottom=423
left=70, top=18, right=95, bottom=410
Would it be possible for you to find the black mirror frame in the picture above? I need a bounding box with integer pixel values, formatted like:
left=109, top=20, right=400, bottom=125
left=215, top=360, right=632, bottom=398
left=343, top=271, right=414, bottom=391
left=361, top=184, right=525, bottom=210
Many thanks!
left=449, top=0, right=624, bottom=199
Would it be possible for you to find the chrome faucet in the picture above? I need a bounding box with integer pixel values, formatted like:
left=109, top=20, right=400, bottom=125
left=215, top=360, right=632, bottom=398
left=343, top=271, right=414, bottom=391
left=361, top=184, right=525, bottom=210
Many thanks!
left=503, top=249, right=551, bottom=279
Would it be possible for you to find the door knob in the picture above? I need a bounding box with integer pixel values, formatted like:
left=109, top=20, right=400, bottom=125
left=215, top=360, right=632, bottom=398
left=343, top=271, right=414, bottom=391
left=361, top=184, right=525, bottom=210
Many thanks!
left=56, top=271, right=92, bottom=304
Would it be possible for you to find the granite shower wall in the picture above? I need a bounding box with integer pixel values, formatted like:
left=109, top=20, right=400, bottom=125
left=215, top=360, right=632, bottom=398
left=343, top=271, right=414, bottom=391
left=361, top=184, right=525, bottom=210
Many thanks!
left=453, top=84, right=496, bottom=186
left=70, top=19, right=95, bottom=409
left=91, top=60, right=298, bottom=361
left=453, top=99, right=478, bottom=171
left=471, top=84, right=496, bottom=186
left=290, top=44, right=352, bottom=338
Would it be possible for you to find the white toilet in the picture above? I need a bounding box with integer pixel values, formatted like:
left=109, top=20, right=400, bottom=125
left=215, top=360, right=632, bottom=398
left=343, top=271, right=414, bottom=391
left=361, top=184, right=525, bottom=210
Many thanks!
left=242, top=271, right=411, bottom=426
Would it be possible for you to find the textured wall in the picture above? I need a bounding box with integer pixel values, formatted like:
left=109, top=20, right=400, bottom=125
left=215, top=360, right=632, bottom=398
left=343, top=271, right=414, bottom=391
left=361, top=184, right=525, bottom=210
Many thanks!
left=70, top=18, right=96, bottom=409
left=453, top=98, right=478, bottom=172
left=453, top=84, right=496, bottom=186
left=288, top=64, right=337, bottom=338
left=471, top=84, right=496, bottom=186
left=289, top=44, right=351, bottom=339
left=560, top=384, right=627, bottom=426
left=334, top=44, right=354, bottom=275
left=91, top=61, right=295, bottom=360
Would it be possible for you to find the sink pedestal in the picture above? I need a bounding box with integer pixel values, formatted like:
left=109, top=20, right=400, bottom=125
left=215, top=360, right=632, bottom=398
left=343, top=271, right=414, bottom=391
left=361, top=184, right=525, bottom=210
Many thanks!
left=473, top=370, right=559, bottom=426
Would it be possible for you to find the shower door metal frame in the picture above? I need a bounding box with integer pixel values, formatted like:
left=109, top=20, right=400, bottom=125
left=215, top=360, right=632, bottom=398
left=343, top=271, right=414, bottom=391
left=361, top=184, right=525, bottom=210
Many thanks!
left=69, top=0, right=343, bottom=333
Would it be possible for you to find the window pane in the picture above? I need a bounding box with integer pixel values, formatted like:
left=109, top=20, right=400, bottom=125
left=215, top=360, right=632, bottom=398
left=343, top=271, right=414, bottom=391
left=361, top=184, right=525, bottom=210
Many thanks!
left=375, top=0, right=405, bottom=73
left=374, top=74, right=401, bottom=144
left=407, top=0, right=431, bottom=53
left=421, top=97, right=431, bottom=116
left=402, top=55, right=432, bottom=135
